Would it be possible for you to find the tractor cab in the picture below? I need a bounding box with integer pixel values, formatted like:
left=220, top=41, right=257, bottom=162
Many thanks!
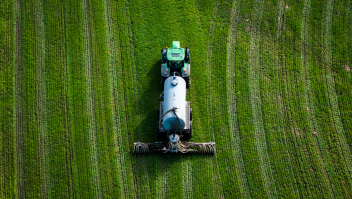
left=166, top=42, right=185, bottom=69
left=161, top=41, right=191, bottom=88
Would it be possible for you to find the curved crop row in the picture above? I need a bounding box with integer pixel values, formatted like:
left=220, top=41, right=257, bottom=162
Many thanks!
left=226, top=0, right=251, bottom=198
left=259, top=0, right=301, bottom=197
left=300, top=0, right=335, bottom=197
left=323, top=0, right=352, bottom=180
left=248, top=0, right=277, bottom=198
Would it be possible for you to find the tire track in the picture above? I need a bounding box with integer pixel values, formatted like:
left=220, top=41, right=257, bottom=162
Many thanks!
left=123, top=1, right=148, bottom=197
left=226, top=0, right=250, bottom=198
left=322, top=0, right=352, bottom=179
left=301, top=0, right=335, bottom=197
left=13, top=1, right=25, bottom=198
left=248, top=0, right=277, bottom=197
left=58, top=2, right=74, bottom=197
left=182, top=156, right=193, bottom=199
left=34, top=0, right=50, bottom=197
left=103, top=0, right=130, bottom=197
left=275, top=1, right=300, bottom=197
left=205, top=3, right=225, bottom=198
left=81, top=0, right=103, bottom=198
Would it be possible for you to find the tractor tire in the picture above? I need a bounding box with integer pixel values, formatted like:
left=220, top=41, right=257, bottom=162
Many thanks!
left=184, top=49, right=190, bottom=64
left=184, top=77, right=191, bottom=88
left=158, top=108, right=160, bottom=121
left=161, top=76, right=167, bottom=90
left=182, top=126, right=193, bottom=140
left=161, top=49, right=167, bottom=64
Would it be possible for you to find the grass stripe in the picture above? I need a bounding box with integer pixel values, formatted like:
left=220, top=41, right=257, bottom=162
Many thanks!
left=205, top=2, right=227, bottom=198
left=227, top=0, right=251, bottom=197
left=275, top=3, right=300, bottom=197
left=182, top=156, right=193, bottom=199
left=279, top=1, right=337, bottom=197
left=259, top=0, right=301, bottom=197
left=332, top=0, right=352, bottom=163
left=58, top=2, right=75, bottom=196
left=13, top=0, right=25, bottom=198
left=234, top=0, right=267, bottom=196
left=81, top=0, right=103, bottom=197
left=103, top=0, right=131, bottom=197
left=0, top=0, right=15, bottom=197
left=323, top=0, right=352, bottom=182
left=21, top=1, right=42, bottom=196
left=34, top=0, right=51, bottom=197
left=301, top=0, right=335, bottom=197
left=248, top=0, right=277, bottom=197
left=65, top=0, right=93, bottom=197
left=44, top=0, right=72, bottom=197
left=90, top=0, right=116, bottom=197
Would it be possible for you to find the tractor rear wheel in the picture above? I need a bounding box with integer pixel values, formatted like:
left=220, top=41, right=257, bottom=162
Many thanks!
left=184, top=49, right=190, bottom=64
left=161, top=49, right=167, bottom=63
left=161, top=76, right=167, bottom=89
left=184, top=77, right=191, bottom=88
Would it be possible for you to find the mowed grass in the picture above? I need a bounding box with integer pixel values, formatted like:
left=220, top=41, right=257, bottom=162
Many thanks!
left=1, top=0, right=352, bottom=198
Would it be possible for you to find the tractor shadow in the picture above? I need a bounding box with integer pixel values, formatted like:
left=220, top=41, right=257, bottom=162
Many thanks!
left=131, top=60, right=162, bottom=144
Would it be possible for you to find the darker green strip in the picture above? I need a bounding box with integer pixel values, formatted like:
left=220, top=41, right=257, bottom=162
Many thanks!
left=207, top=0, right=242, bottom=198
left=305, top=0, right=352, bottom=197
left=65, top=0, right=94, bottom=197
left=259, top=0, right=298, bottom=197
left=234, top=0, right=266, bottom=197
left=43, top=0, right=73, bottom=197
left=90, top=0, right=120, bottom=197
left=330, top=0, right=352, bottom=195
left=21, top=1, right=41, bottom=197
left=0, top=1, right=15, bottom=198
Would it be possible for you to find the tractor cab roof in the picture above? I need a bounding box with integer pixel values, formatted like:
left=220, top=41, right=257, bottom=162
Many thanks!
left=167, top=41, right=184, bottom=61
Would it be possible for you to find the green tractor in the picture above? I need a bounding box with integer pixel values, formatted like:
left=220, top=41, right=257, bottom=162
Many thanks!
left=161, top=41, right=191, bottom=89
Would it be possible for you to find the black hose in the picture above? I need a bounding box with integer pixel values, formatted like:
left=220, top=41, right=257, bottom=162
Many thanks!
left=163, top=107, right=182, bottom=137
left=172, top=107, right=181, bottom=137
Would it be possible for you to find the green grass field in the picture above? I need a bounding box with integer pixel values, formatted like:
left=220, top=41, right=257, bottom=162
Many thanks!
left=1, top=0, right=352, bottom=198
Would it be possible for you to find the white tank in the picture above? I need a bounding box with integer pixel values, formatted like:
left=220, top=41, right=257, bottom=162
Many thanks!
left=163, top=76, right=186, bottom=131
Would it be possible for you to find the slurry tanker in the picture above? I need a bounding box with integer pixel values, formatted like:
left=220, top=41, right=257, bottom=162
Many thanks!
left=133, top=41, right=215, bottom=154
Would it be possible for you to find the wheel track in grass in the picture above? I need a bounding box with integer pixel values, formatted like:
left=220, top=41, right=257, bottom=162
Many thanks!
left=123, top=0, right=149, bottom=197
left=274, top=3, right=300, bottom=194
left=248, top=0, right=277, bottom=197
left=34, top=0, right=50, bottom=197
left=22, top=1, right=42, bottom=196
left=205, top=2, right=224, bottom=198
left=276, top=2, right=300, bottom=197
left=65, top=0, right=91, bottom=196
left=281, top=1, right=336, bottom=196
left=182, top=156, right=193, bottom=199
left=90, top=0, right=116, bottom=196
left=58, top=2, right=75, bottom=196
left=119, top=0, right=149, bottom=197
left=13, top=1, right=25, bottom=197
left=323, top=0, right=352, bottom=179
left=300, top=0, right=335, bottom=197
left=259, top=0, right=300, bottom=197
left=207, top=1, right=245, bottom=197
left=81, top=0, right=103, bottom=197
left=103, top=0, right=130, bottom=197
left=227, top=0, right=251, bottom=197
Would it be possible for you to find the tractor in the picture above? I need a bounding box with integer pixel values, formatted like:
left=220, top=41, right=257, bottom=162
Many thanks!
left=161, top=41, right=191, bottom=89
